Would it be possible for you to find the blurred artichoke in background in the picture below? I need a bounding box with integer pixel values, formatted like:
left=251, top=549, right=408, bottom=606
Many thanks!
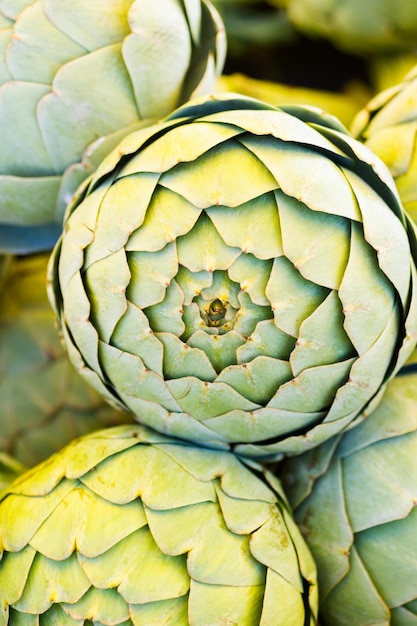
left=211, top=0, right=295, bottom=53
left=351, top=63, right=417, bottom=224
left=280, top=367, right=417, bottom=626
left=0, top=452, right=26, bottom=492
left=0, top=0, right=226, bottom=254
left=0, top=423, right=318, bottom=625
left=0, top=253, right=131, bottom=467
left=48, top=93, right=417, bottom=461
left=285, top=0, right=417, bottom=56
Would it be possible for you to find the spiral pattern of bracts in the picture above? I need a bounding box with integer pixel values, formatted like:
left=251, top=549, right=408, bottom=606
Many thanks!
left=0, top=0, right=226, bottom=253
left=0, top=424, right=318, bottom=625
left=48, top=94, right=417, bottom=461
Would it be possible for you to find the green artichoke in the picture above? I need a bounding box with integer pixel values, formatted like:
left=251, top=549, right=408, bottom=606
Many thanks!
left=279, top=366, right=417, bottom=626
left=0, top=423, right=318, bottom=625
left=47, top=93, right=417, bottom=461
left=351, top=63, right=417, bottom=225
left=285, top=0, right=417, bottom=55
left=0, top=253, right=131, bottom=467
left=0, top=0, right=226, bottom=254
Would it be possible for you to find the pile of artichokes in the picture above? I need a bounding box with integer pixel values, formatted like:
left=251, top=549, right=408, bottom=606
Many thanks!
left=2, top=1, right=417, bottom=624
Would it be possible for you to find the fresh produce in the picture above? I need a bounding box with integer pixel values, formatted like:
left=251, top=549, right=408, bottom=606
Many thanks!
left=352, top=63, right=417, bottom=224
left=0, top=423, right=318, bottom=625
left=279, top=366, right=417, bottom=625
left=48, top=92, right=417, bottom=461
left=0, top=253, right=131, bottom=467
left=284, top=0, right=417, bottom=55
left=0, top=0, right=226, bottom=254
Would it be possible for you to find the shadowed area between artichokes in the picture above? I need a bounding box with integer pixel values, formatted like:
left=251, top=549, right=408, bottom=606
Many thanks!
left=47, top=92, right=417, bottom=461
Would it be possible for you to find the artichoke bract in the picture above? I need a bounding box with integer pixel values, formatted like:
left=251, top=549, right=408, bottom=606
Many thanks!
left=0, top=0, right=226, bottom=254
left=351, top=63, right=417, bottom=225
left=285, top=0, right=417, bottom=55
left=279, top=367, right=417, bottom=626
left=0, top=253, right=131, bottom=467
left=47, top=93, right=417, bottom=461
left=0, top=423, right=318, bottom=625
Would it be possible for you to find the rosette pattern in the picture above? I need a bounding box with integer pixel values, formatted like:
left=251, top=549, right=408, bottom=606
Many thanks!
left=0, top=424, right=318, bottom=625
left=48, top=93, right=417, bottom=461
left=0, top=254, right=131, bottom=467
left=351, top=63, right=417, bottom=225
left=280, top=367, right=417, bottom=626
left=0, top=0, right=226, bottom=254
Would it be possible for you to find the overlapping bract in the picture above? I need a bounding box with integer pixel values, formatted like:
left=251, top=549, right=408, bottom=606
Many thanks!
left=0, top=253, right=131, bottom=466
left=279, top=367, right=417, bottom=626
left=0, top=0, right=226, bottom=254
left=284, top=0, right=417, bottom=55
left=352, top=63, right=417, bottom=225
left=48, top=93, right=417, bottom=461
left=0, top=423, right=318, bottom=625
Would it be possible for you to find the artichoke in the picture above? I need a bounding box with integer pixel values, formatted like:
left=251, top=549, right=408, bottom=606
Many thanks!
left=351, top=63, right=417, bottom=225
left=47, top=93, right=417, bottom=461
left=285, top=0, right=417, bottom=55
left=0, top=253, right=131, bottom=467
left=279, top=366, right=417, bottom=626
left=0, top=423, right=318, bottom=625
left=0, top=0, right=226, bottom=254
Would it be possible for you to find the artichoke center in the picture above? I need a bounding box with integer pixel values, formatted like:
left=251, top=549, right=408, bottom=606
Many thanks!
left=201, top=297, right=237, bottom=330
left=207, top=299, right=227, bottom=326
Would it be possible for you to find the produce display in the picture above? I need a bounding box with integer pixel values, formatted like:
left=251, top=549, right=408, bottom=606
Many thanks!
left=2, top=1, right=417, bottom=624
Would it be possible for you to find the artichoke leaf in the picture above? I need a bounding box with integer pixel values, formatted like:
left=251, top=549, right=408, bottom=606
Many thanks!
left=13, top=552, right=91, bottom=614
left=44, top=0, right=131, bottom=50
left=62, top=586, right=129, bottom=625
left=7, top=2, right=85, bottom=83
left=241, top=135, right=361, bottom=221
left=156, top=332, right=217, bottom=382
left=161, top=138, right=278, bottom=208
left=189, top=579, right=265, bottom=626
left=277, top=189, right=350, bottom=290
left=217, top=356, right=292, bottom=405
left=206, top=192, right=283, bottom=260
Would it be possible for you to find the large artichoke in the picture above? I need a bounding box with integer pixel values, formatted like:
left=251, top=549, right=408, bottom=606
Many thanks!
left=0, top=253, right=131, bottom=467
left=351, top=63, right=417, bottom=225
left=285, top=0, right=417, bottom=55
left=279, top=366, right=417, bottom=626
left=47, top=93, right=417, bottom=461
left=0, top=423, right=318, bottom=625
left=0, top=0, right=226, bottom=254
